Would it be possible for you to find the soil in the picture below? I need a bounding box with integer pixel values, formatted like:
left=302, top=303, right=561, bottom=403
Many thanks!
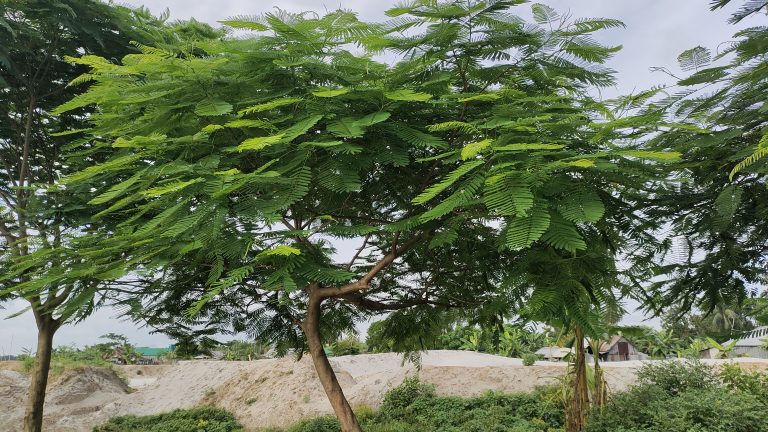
left=1, top=351, right=766, bottom=431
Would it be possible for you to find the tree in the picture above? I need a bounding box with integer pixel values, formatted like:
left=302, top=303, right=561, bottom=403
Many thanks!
left=55, top=3, right=673, bottom=432
left=641, top=0, right=768, bottom=320
left=0, top=3, right=202, bottom=430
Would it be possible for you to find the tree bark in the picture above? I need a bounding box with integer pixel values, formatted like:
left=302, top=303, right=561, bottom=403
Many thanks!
left=23, top=315, right=57, bottom=432
left=591, top=340, right=606, bottom=409
left=566, top=327, right=590, bottom=432
left=302, top=294, right=361, bottom=432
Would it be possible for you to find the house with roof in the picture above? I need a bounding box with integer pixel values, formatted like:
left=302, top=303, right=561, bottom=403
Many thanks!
left=135, top=346, right=173, bottom=364
left=588, top=335, right=648, bottom=362
left=701, top=326, right=768, bottom=359
left=535, top=346, right=573, bottom=361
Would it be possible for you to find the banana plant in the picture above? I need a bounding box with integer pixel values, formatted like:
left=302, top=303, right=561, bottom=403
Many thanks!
left=706, top=337, right=739, bottom=359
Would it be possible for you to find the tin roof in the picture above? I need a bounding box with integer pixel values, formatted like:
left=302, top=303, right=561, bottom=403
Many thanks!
left=728, top=326, right=768, bottom=348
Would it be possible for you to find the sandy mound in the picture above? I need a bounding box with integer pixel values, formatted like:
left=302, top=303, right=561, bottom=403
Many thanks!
left=2, top=352, right=767, bottom=431
left=1, top=367, right=131, bottom=432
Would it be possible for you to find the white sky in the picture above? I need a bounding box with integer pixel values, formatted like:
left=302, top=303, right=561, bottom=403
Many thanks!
left=1, top=1, right=763, bottom=355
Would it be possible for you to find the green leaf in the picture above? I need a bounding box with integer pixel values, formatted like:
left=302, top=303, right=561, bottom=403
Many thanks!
left=504, top=205, right=551, bottom=249
left=194, top=100, right=233, bottom=116
left=219, top=19, right=269, bottom=31
left=384, top=89, right=432, bottom=101
left=142, top=178, right=204, bottom=197
left=557, top=189, right=605, bottom=223
left=677, top=46, right=711, bottom=72
left=258, top=245, right=301, bottom=258
left=328, top=117, right=363, bottom=138
left=312, top=88, right=350, bottom=97
left=461, top=139, right=492, bottom=160
left=540, top=213, right=587, bottom=253
left=238, top=134, right=285, bottom=151
left=238, top=97, right=302, bottom=116
left=495, top=143, right=564, bottom=152
left=413, top=160, right=484, bottom=205
left=355, top=111, right=391, bottom=127
left=532, top=3, right=559, bottom=24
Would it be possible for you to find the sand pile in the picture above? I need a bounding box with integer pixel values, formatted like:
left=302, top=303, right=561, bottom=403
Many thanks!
left=0, top=366, right=131, bottom=432
left=0, top=352, right=766, bottom=431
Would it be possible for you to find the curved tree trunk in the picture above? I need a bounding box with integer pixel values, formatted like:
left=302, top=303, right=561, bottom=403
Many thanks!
left=23, top=314, right=58, bottom=432
left=566, top=327, right=590, bottom=432
left=302, top=294, right=361, bottom=432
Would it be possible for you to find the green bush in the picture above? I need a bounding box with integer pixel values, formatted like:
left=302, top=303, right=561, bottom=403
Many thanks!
left=377, top=377, right=436, bottom=421
left=287, top=416, right=339, bottom=432
left=330, top=336, right=367, bottom=356
left=719, top=362, right=768, bottom=404
left=587, top=387, right=768, bottom=432
left=93, top=406, right=244, bottom=432
left=634, top=359, right=719, bottom=396
left=374, top=378, right=563, bottom=431
left=587, top=361, right=768, bottom=432
left=522, top=353, right=538, bottom=366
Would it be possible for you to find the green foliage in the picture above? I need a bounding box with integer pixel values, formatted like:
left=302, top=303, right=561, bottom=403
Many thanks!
left=330, top=336, right=367, bottom=356
left=719, top=363, right=768, bottom=405
left=635, top=360, right=720, bottom=396
left=221, top=340, right=267, bottom=361
left=366, top=321, right=551, bottom=358
left=378, top=377, right=437, bottom=421
left=522, top=353, right=538, bottom=366
left=588, top=361, right=768, bottom=432
left=370, top=378, right=563, bottom=432
left=640, top=0, right=768, bottom=316
left=93, top=406, right=244, bottom=432
left=587, top=386, right=768, bottom=432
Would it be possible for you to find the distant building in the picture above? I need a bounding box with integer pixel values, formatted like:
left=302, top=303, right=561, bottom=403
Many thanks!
left=702, top=326, right=768, bottom=359
left=135, top=347, right=173, bottom=364
left=535, top=346, right=573, bottom=361
left=589, top=336, right=648, bottom=362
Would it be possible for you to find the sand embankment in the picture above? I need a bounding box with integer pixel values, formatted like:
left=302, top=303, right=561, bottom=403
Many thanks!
left=1, top=351, right=766, bottom=431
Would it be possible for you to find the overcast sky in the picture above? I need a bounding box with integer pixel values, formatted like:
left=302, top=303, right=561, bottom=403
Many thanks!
left=1, top=1, right=763, bottom=356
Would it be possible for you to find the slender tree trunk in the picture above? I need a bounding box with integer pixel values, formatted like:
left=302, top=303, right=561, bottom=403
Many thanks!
left=23, top=315, right=57, bottom=432
left=566, top=327, right=590, bottom=432
left=592, top=342, right=606, bottom=409
left=302, top=295, right=361, bottom=432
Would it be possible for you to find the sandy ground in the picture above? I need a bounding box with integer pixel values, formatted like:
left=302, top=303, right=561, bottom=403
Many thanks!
left=1, top=351, right=767, bottom=431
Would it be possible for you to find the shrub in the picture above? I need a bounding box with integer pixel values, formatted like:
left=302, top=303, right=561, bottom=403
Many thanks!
left=635, top=359, right=719, bottom=396
left=587, top=361, right=768, bottom=432
left=522, top=353, right=537, bottom=366
left=719, top=363, right=768, bottom=404
left=330, top=336, right=366, bottom=356
left=93, top=406, right=244, bottom=432
left=376, top=378, right=562, bottom=431
left=377, top=377, right=436, bottom=421
left=587, top=387, right=768, bottom=432
left=287, top=416, right=339, bottom=432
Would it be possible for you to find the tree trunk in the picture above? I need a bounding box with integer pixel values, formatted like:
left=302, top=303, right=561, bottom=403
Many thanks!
left=566, top=327, right=590, bottom=432
left=23, top=316, right=57, bottom=432
left=592, top=342, right=606, bottom=409
left=302, top=295, right=361, bottom=432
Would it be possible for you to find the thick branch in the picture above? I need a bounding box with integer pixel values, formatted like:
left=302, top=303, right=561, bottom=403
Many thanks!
left=316, top=233, right=422, bottom=299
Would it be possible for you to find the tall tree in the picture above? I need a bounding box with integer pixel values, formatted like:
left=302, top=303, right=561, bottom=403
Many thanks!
left=0, top=2, right=216, bottom=430
left=641, top=0, right=768, bottom=317
left=56, top=3, right=672, bottom=432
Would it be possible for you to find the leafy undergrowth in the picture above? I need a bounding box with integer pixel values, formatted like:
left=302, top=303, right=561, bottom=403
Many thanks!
left=586, top=361, right=768, bottom=432
left=281, top=377, right=565, bottom=432
left=20, top=345, right=117, bottom=381
left=93, top=406, right=244, bottom=432
left=95, top=363, right=768, bottom=432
